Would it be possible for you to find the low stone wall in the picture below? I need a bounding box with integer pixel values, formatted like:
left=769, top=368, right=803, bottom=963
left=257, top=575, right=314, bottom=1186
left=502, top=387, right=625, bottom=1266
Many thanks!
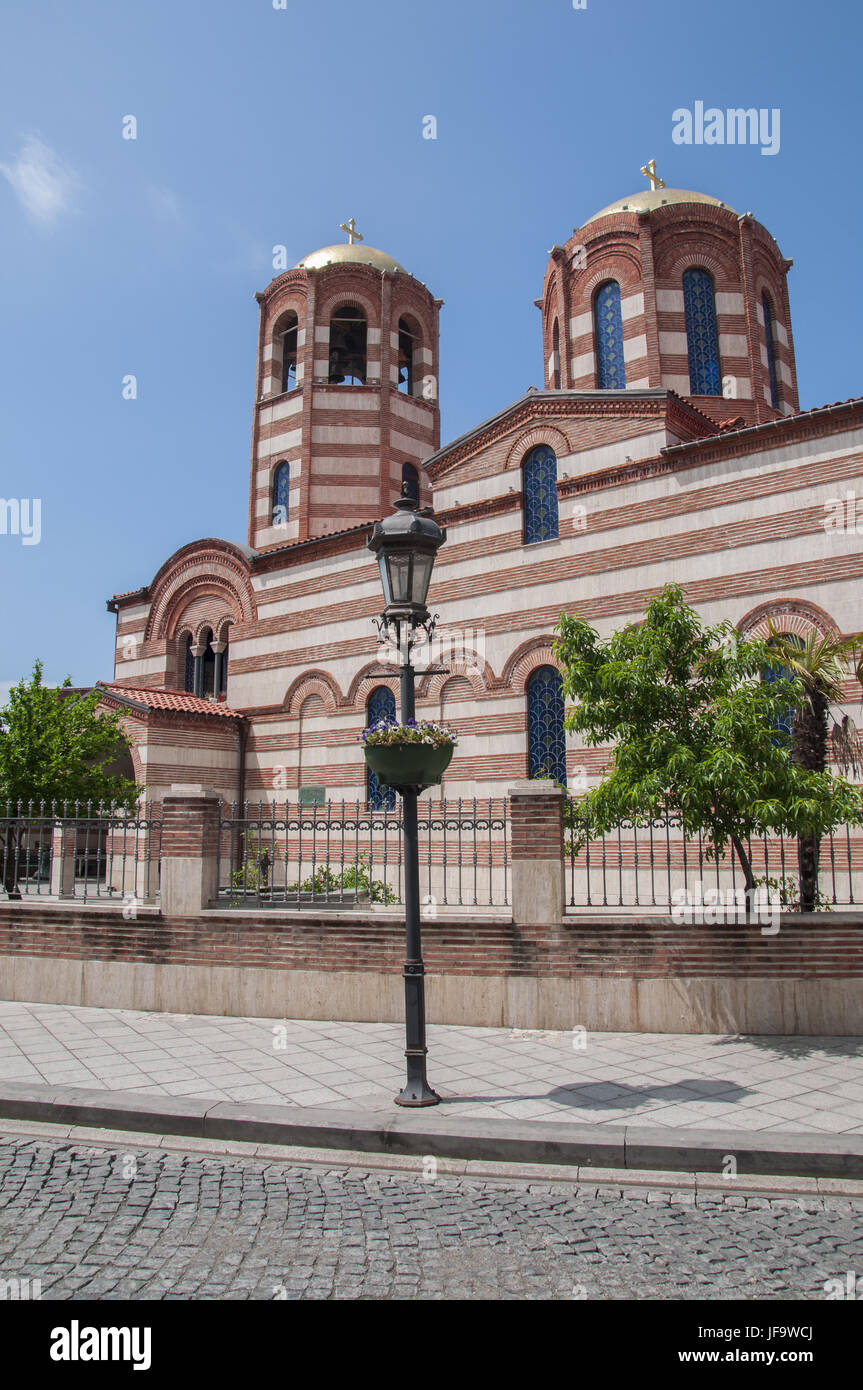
left=1, top=903, right=862, bottom=1034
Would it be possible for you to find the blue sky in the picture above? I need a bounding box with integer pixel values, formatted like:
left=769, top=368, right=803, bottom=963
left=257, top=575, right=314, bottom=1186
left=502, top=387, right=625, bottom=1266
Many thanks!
left=0, top=0, right=860, bottom=698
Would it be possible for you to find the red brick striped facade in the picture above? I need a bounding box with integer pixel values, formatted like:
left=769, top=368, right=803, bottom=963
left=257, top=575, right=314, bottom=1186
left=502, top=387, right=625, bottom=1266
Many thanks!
left=104, top=196, right=863, bottom=806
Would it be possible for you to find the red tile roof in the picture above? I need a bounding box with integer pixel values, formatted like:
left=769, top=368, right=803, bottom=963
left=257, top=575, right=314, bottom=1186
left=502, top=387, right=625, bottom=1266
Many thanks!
left=96, top=684, right=245, bottom=719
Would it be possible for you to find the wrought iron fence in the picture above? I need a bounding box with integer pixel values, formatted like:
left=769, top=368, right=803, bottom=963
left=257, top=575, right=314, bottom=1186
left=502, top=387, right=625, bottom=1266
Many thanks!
left=216, top=797, right=509, bottom=908
left=566, top=804, right=863, bottom=911
left=0, top=801, right=162, bottom=903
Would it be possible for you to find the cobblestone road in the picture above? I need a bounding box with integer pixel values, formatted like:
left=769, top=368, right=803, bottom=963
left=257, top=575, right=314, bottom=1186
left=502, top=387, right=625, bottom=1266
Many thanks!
left=1, top=1135, right=862, bottom=1300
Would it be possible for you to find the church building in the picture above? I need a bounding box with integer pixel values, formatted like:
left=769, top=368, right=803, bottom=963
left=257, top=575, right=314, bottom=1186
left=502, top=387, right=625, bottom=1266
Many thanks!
left=99, top=175, right=863, bottom=807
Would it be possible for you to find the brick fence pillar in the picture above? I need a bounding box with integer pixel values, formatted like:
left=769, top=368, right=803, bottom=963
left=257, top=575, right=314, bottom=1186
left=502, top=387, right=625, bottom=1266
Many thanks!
left=509, top=780, right=565, bottom=926
left=50, top=824, right=77, bottom=898
left=160, top=785, right=221, bottom=915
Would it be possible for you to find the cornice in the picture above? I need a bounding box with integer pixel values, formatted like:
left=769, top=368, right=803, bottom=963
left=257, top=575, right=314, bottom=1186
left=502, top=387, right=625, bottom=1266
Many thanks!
left=425, top=390, right=717, bottom=482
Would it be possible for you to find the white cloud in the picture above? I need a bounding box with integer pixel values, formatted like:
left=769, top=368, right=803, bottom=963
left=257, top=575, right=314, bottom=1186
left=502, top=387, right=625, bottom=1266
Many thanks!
left=0, top=134, right=80, bottom=226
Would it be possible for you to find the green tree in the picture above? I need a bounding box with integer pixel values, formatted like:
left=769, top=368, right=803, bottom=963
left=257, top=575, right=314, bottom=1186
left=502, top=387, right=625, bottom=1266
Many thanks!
left=0, top=662, right=138, bottom=898
left=553, top=585, right=863, bottom=909
left=764, top=622, right=863, bottom=911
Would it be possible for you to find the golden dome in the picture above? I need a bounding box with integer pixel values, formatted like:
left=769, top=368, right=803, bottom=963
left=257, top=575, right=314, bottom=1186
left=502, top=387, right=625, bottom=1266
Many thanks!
left=583, top=187, right=738, bottom=225
left=295, top=242, right=407, bottom=274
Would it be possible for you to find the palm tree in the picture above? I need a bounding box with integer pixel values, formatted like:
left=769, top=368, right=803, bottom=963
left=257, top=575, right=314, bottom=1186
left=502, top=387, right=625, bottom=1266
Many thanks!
left=766, top=622, right=863, bottom=911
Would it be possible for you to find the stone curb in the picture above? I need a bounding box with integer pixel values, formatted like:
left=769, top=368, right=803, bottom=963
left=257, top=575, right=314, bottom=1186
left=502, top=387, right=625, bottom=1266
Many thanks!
left=1, top=1081, right=862, bottom=1179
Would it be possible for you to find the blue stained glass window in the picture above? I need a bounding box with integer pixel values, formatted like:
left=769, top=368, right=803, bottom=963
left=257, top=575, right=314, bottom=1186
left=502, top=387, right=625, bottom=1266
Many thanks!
left=683, top=268, right=721, bottom=396
left=523, top=445, right=559, bottom=544
left=272, top=462, right=290, bottom=526
left=367, top=686, right=396, bottom=810
left=594, top=282, right=626, bottom=389
left=762, top=293, right=780, bottom=410
left=527, top=666, right=567, bottom=785
left=763, top=634, right=803, bottom=743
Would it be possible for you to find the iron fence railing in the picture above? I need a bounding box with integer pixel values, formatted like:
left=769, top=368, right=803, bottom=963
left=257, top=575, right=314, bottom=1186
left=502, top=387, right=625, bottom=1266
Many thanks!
left=565, top=805, right=863, bottom=911
left=0, top=801, right=162, bottom=903
left=216, top=798, right=509, bottom=908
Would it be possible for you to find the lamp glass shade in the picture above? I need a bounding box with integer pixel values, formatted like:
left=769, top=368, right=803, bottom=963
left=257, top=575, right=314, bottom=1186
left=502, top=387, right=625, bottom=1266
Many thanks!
left=387, top=553, right=413, bottom=605
left=410, top=553, right=434, bottom=607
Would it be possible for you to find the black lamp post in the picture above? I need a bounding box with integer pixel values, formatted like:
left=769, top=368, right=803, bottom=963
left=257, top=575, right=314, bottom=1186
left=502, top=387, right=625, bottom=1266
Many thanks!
left=367, top=487, right=446, bottom=1106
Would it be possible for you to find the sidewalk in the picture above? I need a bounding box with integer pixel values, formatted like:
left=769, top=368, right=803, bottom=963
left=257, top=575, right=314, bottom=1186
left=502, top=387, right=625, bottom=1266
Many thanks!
left=1, top=1000, right=861, bottom=1136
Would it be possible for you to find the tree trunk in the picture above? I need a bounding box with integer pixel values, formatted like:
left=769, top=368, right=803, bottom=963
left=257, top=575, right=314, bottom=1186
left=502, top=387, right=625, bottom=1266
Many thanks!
left=730, top=832, right=756, bottom=917
left=793, top=690, right=829, bottom=912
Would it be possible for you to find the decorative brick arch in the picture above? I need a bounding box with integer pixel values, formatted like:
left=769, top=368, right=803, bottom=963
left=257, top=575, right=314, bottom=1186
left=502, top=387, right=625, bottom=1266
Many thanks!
left=283, top=669, right=341, bottom=717
left=161, top=581, right=243, bottom=646
left=578, top=251, right=643, bottom=303
left=346, top=663, right=400, bottom=711
left=543, top=274, right=562, bottom=331
left=439, top=675, right=475, bottom=703
left=391, top=301, right=434, bottom=351
left=317, top=285, right=381, bottom=330
left=146, top=542, right=256, bottom=642
left=269, top=291, right=308, bottom=332
left=737, top=599, right=840, bottom=642
left=270, top=302, right=304, bottom=338
left=504, top=425, right=571, bottom=473
left=658, top=243, right=738, bottom=285
left=501, top=637, right=561, bottom=693
left=418, top=657, right=492, bottom=702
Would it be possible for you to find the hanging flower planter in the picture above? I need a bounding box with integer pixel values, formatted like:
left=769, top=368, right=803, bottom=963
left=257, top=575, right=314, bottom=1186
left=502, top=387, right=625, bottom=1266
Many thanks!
left=361, top=720, right=456, bottom=790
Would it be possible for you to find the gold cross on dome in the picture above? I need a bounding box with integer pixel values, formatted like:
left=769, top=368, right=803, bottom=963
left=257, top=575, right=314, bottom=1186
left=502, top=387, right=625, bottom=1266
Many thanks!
left=640, top=159, right=665, bottom=190
left=339, top=218, right=364, bottom=245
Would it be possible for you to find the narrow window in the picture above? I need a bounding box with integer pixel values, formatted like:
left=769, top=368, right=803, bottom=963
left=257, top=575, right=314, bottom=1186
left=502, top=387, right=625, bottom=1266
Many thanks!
left=762, top=293, right=780, bottom=410
left=527, top=666, right=567, bottom=784
left=183, top=634, right=194, bottom=694
left=552, top=319, right=561, bottom=390
left=594, top=282, right=626, bottom=389
left=272, top=461, right=290, bottom=526
left=280, top=313, right=299, bottom=392
left=329, top=305, right=367, bottom=385
left=523, top=444, right=559, bottom=544
left=367, top=686, right=396, bottom=810
left=683, top=268, right=721, bottom=396
left=200, top=628, right=215, bottom=699
left=401, top=462, right=419, bottom=505
left=398, top=318, right=415, bottom=395
left=763, top=633, right=804, bottom=743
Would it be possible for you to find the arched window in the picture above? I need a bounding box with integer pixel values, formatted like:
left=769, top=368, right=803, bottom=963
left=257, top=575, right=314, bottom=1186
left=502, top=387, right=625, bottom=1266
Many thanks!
left=183, top=634, right=194, bottom=694
left=329, top=305, right=367, bottom=385
left=683, top=268, right=721, bottom=396
left=523, top=444, right=559, bottom=544
left=272, top=461, right=290, bottom=526
left=763, top=633, right=804, bottom=742
left=762, top=293, right=780, bottom=410
left=401, top=462, right=419, bottom=505
left=552, top=319, right=561, bottom=390
left=366, top=686, right=396, bottom=810
left=594, top=282, right=626, bottom=389
left=279, top=312, right=299, bottom=393
left=200, top=628, right=215, bottom=699
left=398, top=318, right=415, bottom=395
left=527, top=666, right=567, bottom=784
left=218, top=633, right=229, bottom=697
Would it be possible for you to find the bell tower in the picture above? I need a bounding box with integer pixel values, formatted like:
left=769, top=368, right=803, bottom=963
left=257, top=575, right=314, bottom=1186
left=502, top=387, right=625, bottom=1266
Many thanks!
left=540, top=167, right=799, bottom=428
left=249, top=222, right=442, bottom=550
